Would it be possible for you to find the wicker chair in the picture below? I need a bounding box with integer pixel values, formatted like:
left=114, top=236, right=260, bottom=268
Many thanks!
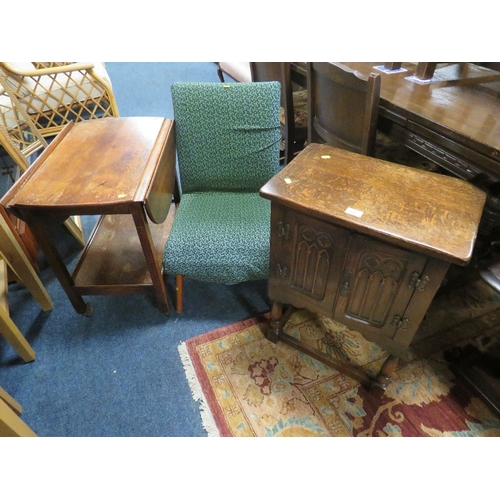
left=0, top=72, right=84, bottom=247
left=0, top=62, right=118, bottom=139
left=0, top=72, right=48, bottom=173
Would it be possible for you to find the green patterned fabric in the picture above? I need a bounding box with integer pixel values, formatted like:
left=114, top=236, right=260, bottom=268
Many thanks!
left=164, top=192, right=272, bottom=283
left=171, top=82, right=281, bottom=193
left=163, top=82, right=281, bottom=285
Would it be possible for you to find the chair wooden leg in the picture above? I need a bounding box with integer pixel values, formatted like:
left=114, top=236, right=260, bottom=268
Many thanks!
left=64, top=216, right=85, bottom=247
left=0, top=259, right=35, bottom=362
left=0, top=386, right=22, bottom=415
left=0, top=306, right=36, bottom=362
left=0, top=392, right=36, bottom=437
left=175, top=275, right=183, bottom=313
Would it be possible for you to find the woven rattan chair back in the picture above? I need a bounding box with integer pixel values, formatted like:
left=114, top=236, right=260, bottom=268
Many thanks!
left=0, top=62, right=119, bottom=139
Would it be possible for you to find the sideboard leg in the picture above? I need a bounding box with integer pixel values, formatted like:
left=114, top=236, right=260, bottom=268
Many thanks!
left=371, top=355, right=400, bottom=396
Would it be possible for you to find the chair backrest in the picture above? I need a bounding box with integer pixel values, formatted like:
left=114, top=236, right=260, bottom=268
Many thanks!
left=307, top=62, right=381, bottom=156
left=0, top=72, right=47, bottom=173
left=250, top=62, right=290, bottom=103
left=217, top=62, right=252, bottom=83
left=171, top=82, right=281, bottom=194
left=250, top=62, right=293, bottom=131
left=0, top=62, right=118, bottom=139
left=250, top=62, right=309, bottom=165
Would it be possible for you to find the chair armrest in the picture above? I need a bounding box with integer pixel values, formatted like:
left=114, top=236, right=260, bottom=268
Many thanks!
left=0, top=62, right=95, bottom=77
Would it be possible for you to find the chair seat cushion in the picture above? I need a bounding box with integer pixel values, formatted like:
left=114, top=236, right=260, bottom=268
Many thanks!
left=163, top=191, right=271, bottom=285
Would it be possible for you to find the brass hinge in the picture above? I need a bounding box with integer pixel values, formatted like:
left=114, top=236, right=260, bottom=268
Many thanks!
left=277, top=221, right=290, bottom=240
left=276, top=263, right=288, bottom=278
left=408, top=271, right=429, bottom=292
left=391, top=314, right=409, bottom=331
left=340, top=272, right=352, bottom=297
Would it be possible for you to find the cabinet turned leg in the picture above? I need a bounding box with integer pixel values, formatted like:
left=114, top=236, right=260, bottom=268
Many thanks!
left=267, top=302, right=283, bottom=343
left=267, top=302, right=296, bottom=343
left=370, top=355, right=400, bottom=397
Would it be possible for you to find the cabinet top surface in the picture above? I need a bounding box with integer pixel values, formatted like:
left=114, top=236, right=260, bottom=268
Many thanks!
left=260, top=143, right=487, bottom=264
left=4, top=117, right=172, bottom=212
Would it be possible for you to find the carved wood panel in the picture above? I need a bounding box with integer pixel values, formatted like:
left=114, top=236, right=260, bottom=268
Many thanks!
left=292, top=224, right=334, bottom=299
left=334, top=234, right=428, bottom=340
left=268, top=208, right=349, bottom=315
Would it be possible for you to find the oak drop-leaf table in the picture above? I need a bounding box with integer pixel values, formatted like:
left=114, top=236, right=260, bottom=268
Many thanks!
left=260, top=143, right=487, bottom=392
left=3, top=117, right=176, bottom=316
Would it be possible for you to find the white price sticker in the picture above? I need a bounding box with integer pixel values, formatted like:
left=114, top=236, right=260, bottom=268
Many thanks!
left=345, top=207, right=363, bottom=218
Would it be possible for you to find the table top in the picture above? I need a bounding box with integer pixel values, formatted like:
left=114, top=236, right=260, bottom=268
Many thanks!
left=3, top=117, right=174, bottom=218
left=260, top=142, right=487, bottom=265
left=343, top=63, right=500, bottom=162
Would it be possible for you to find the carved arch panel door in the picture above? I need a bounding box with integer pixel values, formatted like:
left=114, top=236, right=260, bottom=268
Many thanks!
left=268, top=205, right=350, bottom=315
left=333, top=234, right=428, bottom=345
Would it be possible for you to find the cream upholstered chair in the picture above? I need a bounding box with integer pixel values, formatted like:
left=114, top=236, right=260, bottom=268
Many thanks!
left=0, top=62, right=118, bottom=139
left=216, top=62, right=252, bottom=83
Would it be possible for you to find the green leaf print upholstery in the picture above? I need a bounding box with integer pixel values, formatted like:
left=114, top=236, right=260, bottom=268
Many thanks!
left=163, top=82, right=281, bottom=288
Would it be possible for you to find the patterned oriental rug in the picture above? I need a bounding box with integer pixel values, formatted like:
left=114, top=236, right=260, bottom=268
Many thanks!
left=179, top=279, right=500, bottom=437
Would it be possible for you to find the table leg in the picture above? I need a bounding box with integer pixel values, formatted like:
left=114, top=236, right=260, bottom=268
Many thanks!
left=24, top=215, right=90, bottom=316
left=132, top=206, right=170, bottom=314
left=415, top=62, right=437, bottom=81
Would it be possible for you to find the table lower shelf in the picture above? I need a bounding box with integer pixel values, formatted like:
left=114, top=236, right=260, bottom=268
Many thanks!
left=72, top=205, right=175, bottom=295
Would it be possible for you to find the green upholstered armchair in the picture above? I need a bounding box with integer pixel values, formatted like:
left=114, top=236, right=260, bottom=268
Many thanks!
left=162, top=82, right=282, bottom=312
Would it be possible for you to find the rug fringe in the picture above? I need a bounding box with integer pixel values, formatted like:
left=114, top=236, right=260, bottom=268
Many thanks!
left=178, top=342, right=220, bottom=437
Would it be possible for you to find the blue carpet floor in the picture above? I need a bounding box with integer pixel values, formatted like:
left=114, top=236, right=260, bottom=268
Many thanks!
left=1, top=63, right=494, bottom=500
left=1, top=62, right=272, bottom=437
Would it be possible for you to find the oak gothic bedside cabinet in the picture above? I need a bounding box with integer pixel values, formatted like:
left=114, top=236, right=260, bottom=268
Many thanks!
left=259, top=143, right=487, bottom=392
